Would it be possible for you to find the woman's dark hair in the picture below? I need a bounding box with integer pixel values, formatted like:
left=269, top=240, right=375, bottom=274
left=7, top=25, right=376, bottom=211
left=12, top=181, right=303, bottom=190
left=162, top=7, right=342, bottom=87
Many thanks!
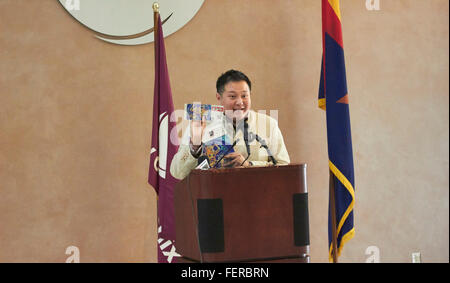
left=216, top=69, right=252, bottom=95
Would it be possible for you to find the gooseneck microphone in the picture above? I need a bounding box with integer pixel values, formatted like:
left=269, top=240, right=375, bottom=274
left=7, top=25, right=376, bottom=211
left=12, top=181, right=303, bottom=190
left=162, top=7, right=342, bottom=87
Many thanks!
left=243, top=118, right=277, bottom=165
left=254, top=134, right=277, bottom=165
left=241, top=118, right=251, bottom=166
left=243, top=118, right=251, bottom=158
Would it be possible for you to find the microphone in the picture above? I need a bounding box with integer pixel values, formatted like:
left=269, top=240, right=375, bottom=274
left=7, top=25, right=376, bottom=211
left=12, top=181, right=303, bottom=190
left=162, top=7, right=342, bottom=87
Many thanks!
left=247, top=131, right=278, bottom=165
left=241, top=118, right=252, bottom=166
left=196, top=155, right=210, bottom=170
left=243, top=118, right=251, bottom=158
left=197, top=155, right=209, bottom=166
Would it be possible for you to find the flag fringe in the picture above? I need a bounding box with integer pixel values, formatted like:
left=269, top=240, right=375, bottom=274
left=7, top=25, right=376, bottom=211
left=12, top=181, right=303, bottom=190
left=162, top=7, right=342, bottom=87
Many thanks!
left=328, top=160, right=355, bottom=262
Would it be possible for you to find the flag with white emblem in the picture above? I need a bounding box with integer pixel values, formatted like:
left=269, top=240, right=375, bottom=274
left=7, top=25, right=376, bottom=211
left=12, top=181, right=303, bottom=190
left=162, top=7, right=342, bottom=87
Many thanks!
left=148, top=13, right=180, bottom=263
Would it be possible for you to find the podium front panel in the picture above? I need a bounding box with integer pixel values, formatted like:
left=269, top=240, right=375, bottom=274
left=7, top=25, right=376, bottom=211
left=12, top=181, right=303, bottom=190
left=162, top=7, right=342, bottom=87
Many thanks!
left=174, top=164, right=309, bottom=263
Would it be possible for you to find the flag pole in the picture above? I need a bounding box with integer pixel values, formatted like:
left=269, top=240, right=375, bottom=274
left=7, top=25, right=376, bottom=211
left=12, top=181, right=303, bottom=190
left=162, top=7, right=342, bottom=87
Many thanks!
left=153, top=2, right=159, bottom=39
left=329, top=170, right=339, bottom=263
left=152, top=2, right=159, bottom=182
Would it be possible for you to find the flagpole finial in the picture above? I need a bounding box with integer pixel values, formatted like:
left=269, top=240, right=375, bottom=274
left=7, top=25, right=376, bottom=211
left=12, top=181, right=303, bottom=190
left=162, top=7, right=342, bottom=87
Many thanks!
left=153, top=2, right=159, bottom=13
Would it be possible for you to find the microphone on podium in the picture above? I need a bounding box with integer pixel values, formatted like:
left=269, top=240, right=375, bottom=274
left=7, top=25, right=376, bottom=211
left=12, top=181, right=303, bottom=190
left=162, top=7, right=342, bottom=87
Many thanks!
left=196, top=155, right=210, bottom=170
left=243, top=118, right=277, bottom=165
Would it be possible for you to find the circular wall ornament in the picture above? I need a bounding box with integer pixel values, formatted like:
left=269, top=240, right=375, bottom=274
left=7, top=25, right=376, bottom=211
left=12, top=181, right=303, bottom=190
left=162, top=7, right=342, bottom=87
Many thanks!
left=58, top=0, right=205, bottom=45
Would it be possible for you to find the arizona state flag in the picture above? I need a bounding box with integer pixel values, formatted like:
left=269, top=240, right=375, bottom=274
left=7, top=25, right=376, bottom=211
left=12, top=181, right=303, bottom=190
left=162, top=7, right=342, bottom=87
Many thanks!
left=148, top=15, right=180, bottom=263
left=318, top=0, right=355, bottom=262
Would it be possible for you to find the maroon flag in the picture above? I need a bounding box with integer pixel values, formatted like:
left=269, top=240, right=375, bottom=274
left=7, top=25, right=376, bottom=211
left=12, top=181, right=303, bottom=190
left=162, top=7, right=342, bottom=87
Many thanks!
left=148, top=15, right=180, bottom=263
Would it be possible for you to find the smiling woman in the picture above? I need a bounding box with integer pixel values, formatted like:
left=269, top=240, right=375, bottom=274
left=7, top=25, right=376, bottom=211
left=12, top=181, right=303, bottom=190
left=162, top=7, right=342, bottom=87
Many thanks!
left=58, top=0, right=205, bottom=45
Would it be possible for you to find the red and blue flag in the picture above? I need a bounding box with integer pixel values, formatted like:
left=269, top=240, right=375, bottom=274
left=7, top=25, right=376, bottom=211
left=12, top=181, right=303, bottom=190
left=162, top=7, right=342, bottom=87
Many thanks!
left=319, top=0, right=355, bottom=262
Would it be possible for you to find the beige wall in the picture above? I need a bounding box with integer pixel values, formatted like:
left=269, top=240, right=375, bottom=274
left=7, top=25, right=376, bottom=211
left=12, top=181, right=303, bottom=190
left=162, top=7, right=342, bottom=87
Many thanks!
left=0, top=0, right=448, bottom=262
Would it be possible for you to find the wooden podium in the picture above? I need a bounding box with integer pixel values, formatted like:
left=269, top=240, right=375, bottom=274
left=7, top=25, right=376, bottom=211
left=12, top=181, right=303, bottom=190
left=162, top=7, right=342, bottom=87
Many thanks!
left=174, top=164, right=310, bottom=263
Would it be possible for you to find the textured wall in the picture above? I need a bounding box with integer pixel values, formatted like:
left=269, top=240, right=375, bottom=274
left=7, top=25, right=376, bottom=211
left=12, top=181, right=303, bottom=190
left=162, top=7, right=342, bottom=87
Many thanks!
left=0, top=0, right=448, bottom=262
